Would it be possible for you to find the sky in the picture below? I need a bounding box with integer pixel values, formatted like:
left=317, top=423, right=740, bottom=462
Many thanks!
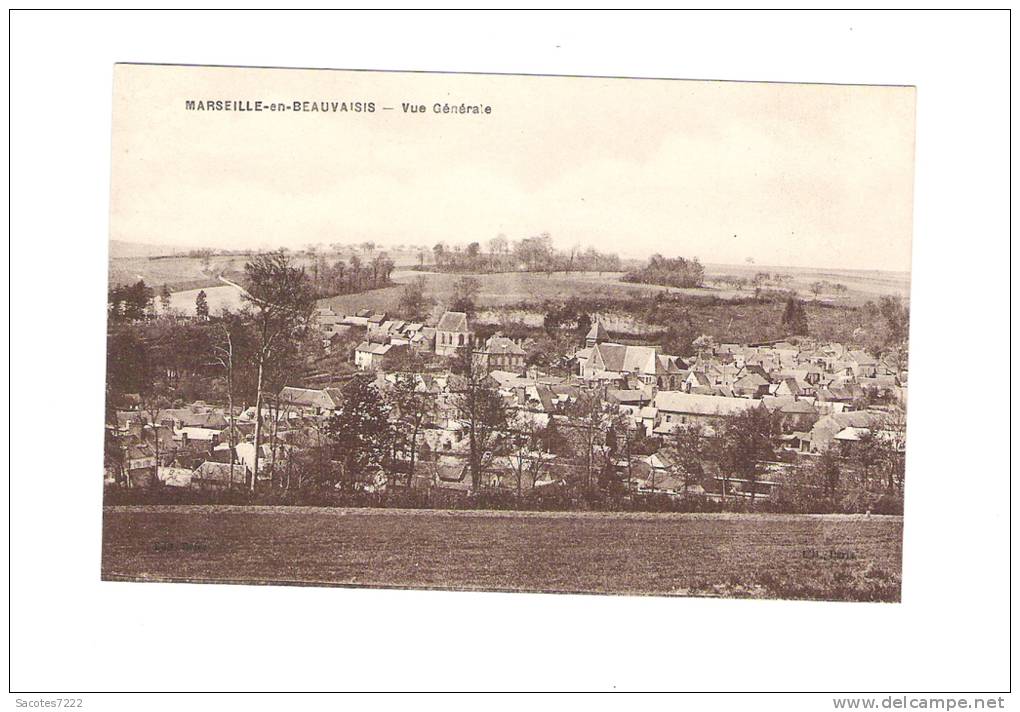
left=110, top=64, right=916, bottom=272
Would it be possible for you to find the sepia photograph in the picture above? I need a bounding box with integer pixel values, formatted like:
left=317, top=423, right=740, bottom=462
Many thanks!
left=102, top=63, right=913, bottom=602
left=9, top=7, right=1013, bottom=702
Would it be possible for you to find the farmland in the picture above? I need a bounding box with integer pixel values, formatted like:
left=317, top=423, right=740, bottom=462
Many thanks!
left=102, top=507, right=902, bottom=601
left=321, top=265, right=910, bottom=316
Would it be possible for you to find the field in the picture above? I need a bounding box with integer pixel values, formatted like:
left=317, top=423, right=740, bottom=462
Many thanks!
left=107, top=244, right=425, bottom=293
left=102, top=507, right=903, bottom=601
left=704, top=262, right=911, bottom=306
left=320, top=265, right=909, bottom=317
left=318, top=269, right=666, bottom=317
left=109, top=237, right=911, bottom=319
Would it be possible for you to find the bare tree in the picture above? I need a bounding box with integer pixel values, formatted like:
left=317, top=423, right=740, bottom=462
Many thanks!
left=665, top=423, right=708, bottom=496
left=242, top=251, right=316, bottom=491
left=389, top=371, right=436, bottom=487
left=449, top=349, right=509, bottom=490
left=567, top=388, right=613, bottom=491
left=506, top=412, right=551, bottom=497
left=139, top=385, right=172, bottom=488
left=211, top=312, right=245, bottom=488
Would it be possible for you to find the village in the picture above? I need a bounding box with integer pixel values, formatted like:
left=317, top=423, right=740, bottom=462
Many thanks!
left=105, top=287, right=908, bottom=513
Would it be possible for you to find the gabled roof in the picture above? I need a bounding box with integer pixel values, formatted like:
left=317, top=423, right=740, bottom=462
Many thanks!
left=734, top=372, right=769, bottom=388
left=594, top=343, right=626, bottom=372
left=687, top=371, right=712, bottom=386
left=621, top=345, right=659, bottom=374
left=586, top=320, right=609, bottom=341
left=484, top=335, right=526, bottom=355
left=356, top=341, right=393, bottom=355
left=592, top=342, right=664, bottom=375
left=194, top=460, right=243, bottom=481
left=654, top=391, right=761, bottom=416
left=776, top=377, right=803, bottom=396
left=278, top=386, right=341, bottom=410
left=607, top=388, right=647, bottom=405
left=656, top=355, right=684, bottom=373
left=437, top=311, right=469, bottom=332
left=848, top=350, right=878, bottom=366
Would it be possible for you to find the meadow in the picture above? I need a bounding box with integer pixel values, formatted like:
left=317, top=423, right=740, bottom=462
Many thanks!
left=102, top=507, right=903, bottom=601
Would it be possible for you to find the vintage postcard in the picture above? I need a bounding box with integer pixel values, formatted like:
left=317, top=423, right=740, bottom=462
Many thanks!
left=103, top=64, right=913, bottom=601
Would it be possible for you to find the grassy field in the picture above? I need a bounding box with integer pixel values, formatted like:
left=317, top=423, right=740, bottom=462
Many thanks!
left=102, top=507, right=903, bottom=601
left=108, top=246, right=424, bottom=292
left=317, top=265, right=910, bottom=321
left=318, top=270, right=663, bottom=317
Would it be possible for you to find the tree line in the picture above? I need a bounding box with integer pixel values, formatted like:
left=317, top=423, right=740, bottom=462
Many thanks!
left=428, top=233, right=622, bottom=275
left=623, top=254, right=706, bottom=289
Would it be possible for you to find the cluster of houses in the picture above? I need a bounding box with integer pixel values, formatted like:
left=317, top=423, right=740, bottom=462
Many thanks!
left=106, top=310, right=906, bottom=502
left=573, top=322, right=906, bottom=457
left=315, top=306, right=528, bottom=373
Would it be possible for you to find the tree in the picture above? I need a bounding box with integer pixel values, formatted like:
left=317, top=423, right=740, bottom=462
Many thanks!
left=603, top=411, right=636, bottom=495
left=717, top=405, right=781, bottom=504
left=506, top=412, right=552, bottom=497
left=348, top=254, right=363, bottom=291
left=112, top=279, right=154, bottom=321
left=212, top=310, right=253, bottom=488
left=451, top=276, right=482, bottom=317
left=139, top=385, right=172, bottom=488
left=810, top=281, right=825, bottom=299
left=159, top=284, right=172, bottom=313
left=324, top=376, right=392, bottom=491
left=449, top=348, right=509, bottom=490
left=781, top=296, right=809, bottom=336
left=487, top=234, right=508, bottom=269
left=665, top=424, right=708, bottom=495
left=575, top=312, right=593, bottom=339
left=851, top=430, right=884, bottom=491
left=879, top=295, right=910, bottom=345
left=195, top=290, right=210, bottom=319
left=623, top=255, right=705, bottom=289
left=389, top=372, right=436, bottom=487
left=398, top=276, right=433, bottom=320
left=432, top=242, right=446, bottom=268
left=566, top=388, right=614, bottom=491
left=242, top=250, right=316, bottom=491
left=692, top=334, right=717, bottom=355
left=815, top=446, right=842, bottom=502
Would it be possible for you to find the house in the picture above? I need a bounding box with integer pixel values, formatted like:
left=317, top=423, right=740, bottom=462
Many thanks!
left=434, top=311, right=473, bottom=356
left=192, top=460, right=246, bottom=490
left=157, top=466, right=194, bottom=488
left=732, top=367, right=771, bottom=398
left=474, top=333, right=527, bottom=373
left=651, top=391, right=761, bottom=435
left=858, top=375, right=900, bottom=400
left=426, top=458, right=474, bottom=505
left=277, top=386, right=344, bottom=416
left=762, top=396, right=820, bottom=432
left=847, top=350, right=880, bottom=378
left=123, top=443, right=157, bottom=487
left=803, top=410, right=880, bottom=453
left=683, top=370, right=713, bottom=392
left=408, top=325, right=437, bottom=353
left=773, top=377, right=809, bottom=398
left=354, top=341, right=407, bottom=370
left=581, top=342, right=685, bottom=389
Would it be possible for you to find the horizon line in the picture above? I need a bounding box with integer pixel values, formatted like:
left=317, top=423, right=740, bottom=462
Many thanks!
left=109, top=238, right=912, bottom=276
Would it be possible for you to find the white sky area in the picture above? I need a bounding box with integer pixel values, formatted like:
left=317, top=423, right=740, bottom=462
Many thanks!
left=110, top=65, right=915, bottom=271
